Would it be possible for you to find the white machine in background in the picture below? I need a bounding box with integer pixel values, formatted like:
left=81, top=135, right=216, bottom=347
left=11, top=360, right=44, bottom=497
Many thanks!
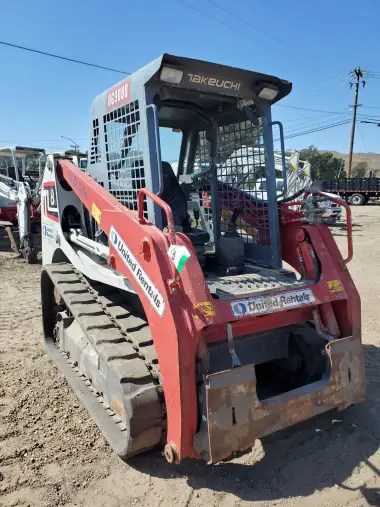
left=52, top=150, right=88, bottom=170
left=219, top=147, right=342, bottom=221
left=0, top=146, right=45, bottom=262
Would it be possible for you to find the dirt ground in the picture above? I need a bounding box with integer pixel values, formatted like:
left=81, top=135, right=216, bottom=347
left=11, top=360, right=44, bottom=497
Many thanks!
left=1, top=207, right=380, bottom=507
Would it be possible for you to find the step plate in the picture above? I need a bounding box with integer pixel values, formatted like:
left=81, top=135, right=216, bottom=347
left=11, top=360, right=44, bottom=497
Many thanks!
left=206, top=271, right=306, bottom=300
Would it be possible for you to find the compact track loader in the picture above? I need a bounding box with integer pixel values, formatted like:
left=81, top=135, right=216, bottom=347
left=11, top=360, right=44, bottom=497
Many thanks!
left=0, top=146, right=45, bottom=262
left=41, top=54, right=365, bottom=464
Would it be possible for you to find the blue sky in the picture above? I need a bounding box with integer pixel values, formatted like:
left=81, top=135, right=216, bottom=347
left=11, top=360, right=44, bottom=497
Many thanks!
left=0, top=0, right=379, bottom=161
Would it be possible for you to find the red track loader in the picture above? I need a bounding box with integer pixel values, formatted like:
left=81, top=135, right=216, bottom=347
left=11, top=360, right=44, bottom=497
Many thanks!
left=40, top=54, right=365, bottom=464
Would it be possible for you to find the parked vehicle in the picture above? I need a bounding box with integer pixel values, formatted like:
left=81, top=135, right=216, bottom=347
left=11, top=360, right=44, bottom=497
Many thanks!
left=318, top=177, right=380, bottom=205
left=0, top=146, right=45, bottom=262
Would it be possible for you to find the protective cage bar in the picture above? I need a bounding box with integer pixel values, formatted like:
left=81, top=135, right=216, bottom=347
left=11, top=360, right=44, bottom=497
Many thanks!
left=193, top=118, right=280, bottom=265
left=103, top=100, right=148, bottom=217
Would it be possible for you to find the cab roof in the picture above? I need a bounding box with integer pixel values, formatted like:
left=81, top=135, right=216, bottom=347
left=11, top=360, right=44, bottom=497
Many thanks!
left=0, top=146, right=45, bottom=157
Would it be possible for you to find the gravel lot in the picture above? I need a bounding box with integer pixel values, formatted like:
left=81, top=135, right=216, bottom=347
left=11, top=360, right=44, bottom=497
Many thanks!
left=1, top=206, right=379, bottom=507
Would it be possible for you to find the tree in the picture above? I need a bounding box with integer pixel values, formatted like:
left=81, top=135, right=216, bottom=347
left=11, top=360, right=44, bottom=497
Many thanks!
left=351, top=161, right=368, bottom=178
left=298, top=145, right=343, bottom=180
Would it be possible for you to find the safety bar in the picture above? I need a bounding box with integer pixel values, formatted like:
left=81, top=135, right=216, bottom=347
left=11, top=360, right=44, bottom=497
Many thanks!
left=304, top=191, right=353, bottom=265
left=146, top=104, right=163, bottom=195
left=271, top=121, right=287, bottom=194
left=138, top=188, right=176, bottom=245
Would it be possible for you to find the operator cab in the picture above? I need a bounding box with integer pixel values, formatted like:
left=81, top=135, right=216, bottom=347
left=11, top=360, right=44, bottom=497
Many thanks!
left=87, top=54, right=307, bottom=289
left=0, top=146, right=45, bottom=186
left=151, top=57, right=291, bottom=275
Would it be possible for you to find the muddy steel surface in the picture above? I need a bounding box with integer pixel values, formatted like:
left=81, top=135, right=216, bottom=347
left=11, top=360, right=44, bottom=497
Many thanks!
left=1, top=206, right=380, bottom=507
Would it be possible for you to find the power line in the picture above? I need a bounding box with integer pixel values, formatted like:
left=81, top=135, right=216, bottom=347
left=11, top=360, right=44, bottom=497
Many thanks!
left=275, top=104, right=351, bottom=114
left=360, top=120, right=380, bottom=126
left=287, top=120, right=351, bottom=139
left=275, top=119, right=351, bottom=142
left=357, top=124, right=370, bottom=151
left=275, top=103, right=380, bottom=120
left=177, top=0, right=319, bottom=70
left=177, top=0, right=278, bottom=52
left=0, top=40, right=130, bottom=75
left=298, top=75, right=347, bottom=97
left=0, top=138, right=88, bottom=143
left=283, top=114, right=351, bottom=134
left=282, top=112, right=344, bottom=123
left=205, top=0, right=315, bottom=61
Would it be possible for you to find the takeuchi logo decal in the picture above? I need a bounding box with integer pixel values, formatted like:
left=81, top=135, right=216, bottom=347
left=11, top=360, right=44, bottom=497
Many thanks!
left=110, top=226, right=165, bottom=316
left=187, top=73, right=241, bottom=91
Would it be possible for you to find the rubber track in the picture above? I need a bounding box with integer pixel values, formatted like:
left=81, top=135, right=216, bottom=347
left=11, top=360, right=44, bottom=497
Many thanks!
left=43, top=263, right=165, bottom=458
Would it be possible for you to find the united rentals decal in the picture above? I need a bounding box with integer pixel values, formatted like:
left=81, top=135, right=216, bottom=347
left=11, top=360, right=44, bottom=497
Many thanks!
left=42, top=182, right=59, bottom=222
left=42, top=224, right=55, bottom=243
left=106, top=78, right=131, bottom=111
left=110, top=226, right=165, bottom=316
left=231, top=289, right=315, bottom=318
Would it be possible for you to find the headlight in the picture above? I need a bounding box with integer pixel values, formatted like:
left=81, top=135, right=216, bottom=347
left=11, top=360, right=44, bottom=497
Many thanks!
left=257, top=83, right=279, bottom=101
left=160, top=67, right=184, bottom=84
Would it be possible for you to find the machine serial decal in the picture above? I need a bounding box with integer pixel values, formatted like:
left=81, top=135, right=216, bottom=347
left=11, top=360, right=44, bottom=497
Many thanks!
left=106, top=78, right=131, bottom=111
left=42, top=182, right=59, bottom=222
left=42, top=224, right=55, bottom=243
left=110, top=226, right=165, bottom=316
left=231, top=289, right=315, bottom=317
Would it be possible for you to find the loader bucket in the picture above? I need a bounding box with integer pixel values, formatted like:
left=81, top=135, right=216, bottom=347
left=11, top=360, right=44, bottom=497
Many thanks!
left=4, top=227, right=41, bottom=263
left=204, top=335, right=365, bottom=463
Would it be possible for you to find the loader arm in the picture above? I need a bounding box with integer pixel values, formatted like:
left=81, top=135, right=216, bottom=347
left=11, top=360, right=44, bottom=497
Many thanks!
left=57, top=159, right=216, bottom=460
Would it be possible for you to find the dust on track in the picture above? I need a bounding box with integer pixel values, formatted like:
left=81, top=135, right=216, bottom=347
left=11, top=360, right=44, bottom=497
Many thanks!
left=1, top=207, right=380, bottom=507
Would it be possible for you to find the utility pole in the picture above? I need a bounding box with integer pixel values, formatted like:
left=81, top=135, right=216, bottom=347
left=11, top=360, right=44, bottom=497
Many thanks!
left=347, top=67, right=367, bottom=178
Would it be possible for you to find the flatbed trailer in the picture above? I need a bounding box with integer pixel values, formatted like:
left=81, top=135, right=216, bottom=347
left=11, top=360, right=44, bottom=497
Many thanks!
left=318, top=178, right=380, bottom=205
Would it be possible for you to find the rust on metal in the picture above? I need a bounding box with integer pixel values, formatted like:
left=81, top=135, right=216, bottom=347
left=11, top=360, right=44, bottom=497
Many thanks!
left=164, top=443, right=179, bottom=464
left=164, top=443, right=175, bottom=463
left=54, top=287, right=63, bottom=306
left=203, top=335, right=365, bottom=463
left=111, top=399, right=124, bottom=417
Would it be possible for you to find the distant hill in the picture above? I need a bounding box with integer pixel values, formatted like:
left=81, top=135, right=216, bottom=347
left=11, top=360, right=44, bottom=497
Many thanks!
left=319, top=151, right=380, bottom=173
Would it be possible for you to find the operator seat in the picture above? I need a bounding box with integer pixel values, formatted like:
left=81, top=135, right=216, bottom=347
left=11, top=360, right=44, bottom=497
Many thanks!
left=160, top=161, right=209, bottom=248
left=161, top=161, right=189, bottom=228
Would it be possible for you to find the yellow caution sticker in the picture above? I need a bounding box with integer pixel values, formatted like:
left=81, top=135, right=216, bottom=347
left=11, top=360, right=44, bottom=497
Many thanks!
left=327, top=279, right=344, bottom=293
left=91, top=203, right=102, bottom=224
left=194, top=301, right=216, bottom=317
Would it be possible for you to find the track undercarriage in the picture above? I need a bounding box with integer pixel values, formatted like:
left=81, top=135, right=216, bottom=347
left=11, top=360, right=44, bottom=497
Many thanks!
left=42, top=263, right=165, bottom=458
